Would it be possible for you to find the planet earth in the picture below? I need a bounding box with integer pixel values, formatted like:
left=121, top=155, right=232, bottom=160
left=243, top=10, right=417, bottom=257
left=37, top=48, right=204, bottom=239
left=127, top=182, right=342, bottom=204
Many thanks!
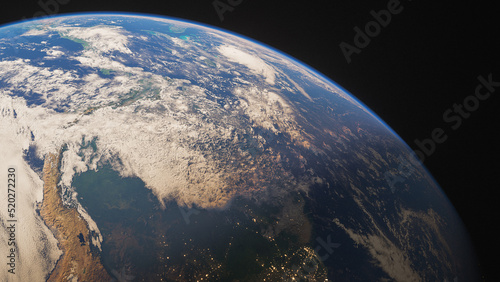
left=0, top=13, right=479, bottom=281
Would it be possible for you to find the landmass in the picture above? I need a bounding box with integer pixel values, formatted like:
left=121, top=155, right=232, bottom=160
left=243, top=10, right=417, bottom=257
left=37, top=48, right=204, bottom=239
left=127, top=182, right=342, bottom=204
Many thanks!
left=40, top=152, right=110, bottom=282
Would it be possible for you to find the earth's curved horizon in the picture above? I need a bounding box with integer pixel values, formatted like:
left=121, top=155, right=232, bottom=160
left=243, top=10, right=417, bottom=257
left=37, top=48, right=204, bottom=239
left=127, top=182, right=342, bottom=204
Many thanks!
left=0, top=12, right=479, bottom=281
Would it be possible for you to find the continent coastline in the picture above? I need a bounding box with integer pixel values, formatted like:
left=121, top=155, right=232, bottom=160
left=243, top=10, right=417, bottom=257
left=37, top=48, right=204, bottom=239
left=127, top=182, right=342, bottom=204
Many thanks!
left=39, top=150, right=110, bottom=281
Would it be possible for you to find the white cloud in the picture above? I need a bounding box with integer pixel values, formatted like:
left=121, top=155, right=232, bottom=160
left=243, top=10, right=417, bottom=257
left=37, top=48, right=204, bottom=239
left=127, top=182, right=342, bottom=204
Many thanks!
left=0, top=97, right=62, bottom=281
left=217, top=44, right=277, bottom=85
left=55, top=25, right=132, bottom=54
